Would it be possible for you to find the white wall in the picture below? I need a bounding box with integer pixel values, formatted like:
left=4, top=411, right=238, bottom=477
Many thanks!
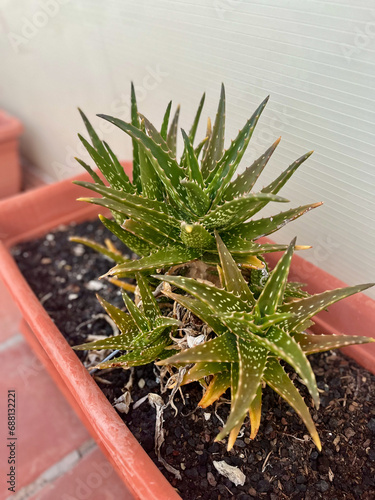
left=1, top=0, right=374, bottom=298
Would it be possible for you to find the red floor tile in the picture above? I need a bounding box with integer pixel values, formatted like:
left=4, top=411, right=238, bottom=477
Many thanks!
left=29, top=447, right=134, bottom=500
left=0, top=340, right=90, bottom=497
left=0, top=278, right=21, bottom=342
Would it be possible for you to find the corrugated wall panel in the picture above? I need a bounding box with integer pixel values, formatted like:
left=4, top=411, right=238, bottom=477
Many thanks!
left=0, top=0, right=374, bottom=298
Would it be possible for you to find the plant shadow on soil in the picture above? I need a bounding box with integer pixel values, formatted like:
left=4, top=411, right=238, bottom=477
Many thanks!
left=13, top=218, right=375, bottom=500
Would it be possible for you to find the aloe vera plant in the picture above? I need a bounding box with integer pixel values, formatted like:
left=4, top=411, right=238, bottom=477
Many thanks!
left=72, top=83, right=374, bottom=454
left=74, top=83, right=320, bottom=276
left=73, top=273, right=179, bottom=368
left=152, top=234, right=374, bottom=450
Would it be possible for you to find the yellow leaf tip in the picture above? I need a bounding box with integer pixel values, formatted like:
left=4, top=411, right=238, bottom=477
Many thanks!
left=295, top=245, right=312, bottom=250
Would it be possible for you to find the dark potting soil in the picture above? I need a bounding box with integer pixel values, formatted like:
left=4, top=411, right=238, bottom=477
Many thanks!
left=13, top=219, right=375, bottom=500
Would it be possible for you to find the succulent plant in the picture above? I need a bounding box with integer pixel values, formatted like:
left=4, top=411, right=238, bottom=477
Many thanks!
left=72, top=83, right=374, bottom=454
left=153, top=234, right=373, bottom=451
left=73, top=83, right=321, bottom=277
left=73, top=273, right=179, bottom=368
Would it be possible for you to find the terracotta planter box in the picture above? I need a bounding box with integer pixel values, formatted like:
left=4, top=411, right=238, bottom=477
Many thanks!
left=0, top=110, right=23, bottom=199
left=1, top=170, right=374, bottom=498
left=0, top=166, right=181, bottom=500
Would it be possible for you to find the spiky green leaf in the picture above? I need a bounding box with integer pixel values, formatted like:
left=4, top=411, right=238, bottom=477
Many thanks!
left=223, top=137, right=280, bottom=201
left=182, top=361, right=230, bottom=385
left=109, top=246, right=201, bottom=276
left=103, top=141, right=134, bottom=191
left=257, top=238, right=296, bottom=315
left=130, top=82, right=142, bottom=193
left=194, top=136, right=208, bottom=159
left=97, top=114, right=194, bottom=216
left=281, top=283, right=374, bottom=330
left=215, top=232, right=255, bottom=305
left=136, top=273, right=160, bottom=323
left=166, top=105, right=180, bottom=156
left=154, top=275, right=249, bottom=315
left=132, top=318, right=179, bottom=349
left=76, top=189, right=180, bottom=241
left=78, top=134, right=127, bottom=191
left=96, top=340, right=170, bottom=369
left=73, top=333, right=135, bottom=351
left=249, top=385, right=262, bottom=439
left=229, top=203, right=322, bottom=241
left=219, top=236, right=306, bottom=255
left=97, top=294, right=138, bottom=336
left=263, top=358, right=321, bottom=450
left=262, top=150, right=313, bottom=196
left=157, top=332, right=238, bottom=365
left=201, top=193, right=289, bottom=230
left=207, top=96, right=270, bottom=203
left=160, top=101, right=172, bottom=140
left=138, top=125, right=164, bottom=201
left=140, top=114, right=172, bottom=156
left=79, top=108, right=108, bottom=158
left=199, top=370, right=231, bottom=408
left=295, top=332, right=374, bottom=355
left=221, top=315, right=319, bottom=407
left=189, top=93, right=205, bottom=145
left=180, top=222, right=215, bottom=250
left=181, top=130, right=204, bottom=187
left=99, top=215, right=155, bottom=257
left=201, top=84, right=226, bottom=179
left=122, top=291, right=149, bottom=332
left=75, top=158, right=104, bottom=186
left=122, top=218, right=179, bottom=246
left=69, top=236, right=125, bottom=263
left=216, top=339, right=268, bottom=441
left=181, top=180, right=210, bottom=216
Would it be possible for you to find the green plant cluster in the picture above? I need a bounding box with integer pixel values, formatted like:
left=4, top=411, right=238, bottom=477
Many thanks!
left=73, top=84, right=373, bottom=451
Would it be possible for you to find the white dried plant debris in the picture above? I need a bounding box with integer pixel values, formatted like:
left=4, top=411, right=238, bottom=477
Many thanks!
left=148, top=393, right=182, bottom=480
left=113, top=392, right=132, bottom=414
left=156, top=365, right=171, bottom=392
left=86, top=334, right=107, bottom=341
left=40, top=292, right=52, bottom=305
left=213, top=460, right=246, bottom=486
left=132, top=394, right=149, bottom=410
left=124, top=367, right=135, bottom=391
left=170, top=324, right=209, bottom=353
left=204, top=413, right=211, bottom=421
left=86, top=351, right=108, bottom=367
left=93, top=375, right=112, bottom=385
left=187, top=333, right=205, bottom=348
left=166, top=366, right=187, bottom=415
left=214, top=401, right=229, bottom=427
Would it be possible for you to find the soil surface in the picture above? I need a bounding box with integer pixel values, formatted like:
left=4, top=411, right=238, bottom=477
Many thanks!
left=13, top=219, right=375, bottom=500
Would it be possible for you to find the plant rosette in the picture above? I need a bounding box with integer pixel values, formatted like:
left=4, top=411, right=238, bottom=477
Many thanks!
left=70, top=83, right=374, bottom=451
